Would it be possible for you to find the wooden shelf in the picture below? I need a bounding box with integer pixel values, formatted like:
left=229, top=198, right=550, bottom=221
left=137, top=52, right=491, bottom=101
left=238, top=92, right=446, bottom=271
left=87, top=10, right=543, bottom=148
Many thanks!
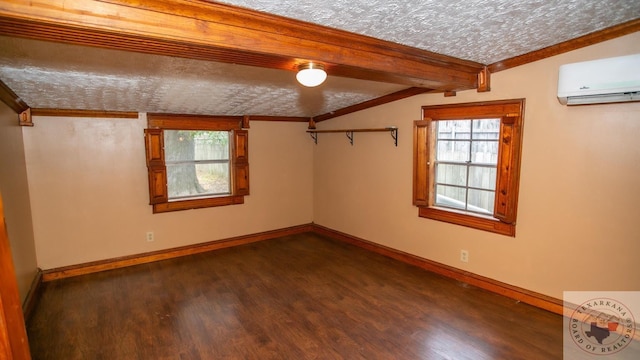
left=307, top=127, right=398, bottom=146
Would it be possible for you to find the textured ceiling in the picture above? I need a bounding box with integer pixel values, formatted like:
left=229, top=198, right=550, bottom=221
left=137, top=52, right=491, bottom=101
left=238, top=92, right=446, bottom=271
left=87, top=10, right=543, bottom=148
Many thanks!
left=217, top=0, right=640, bottom=64
left=0, top=36, right=405, bottom=117
left=0, top=0, right=639, bottom=118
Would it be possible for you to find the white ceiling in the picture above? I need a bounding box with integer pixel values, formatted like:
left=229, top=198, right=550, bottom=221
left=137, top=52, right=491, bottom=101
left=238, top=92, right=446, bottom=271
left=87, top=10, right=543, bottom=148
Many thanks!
left=217, top=0, right=640, bottom=64
left=0, top=0, right=638, bottom=118
left=0, top=36, right=406, bottom=117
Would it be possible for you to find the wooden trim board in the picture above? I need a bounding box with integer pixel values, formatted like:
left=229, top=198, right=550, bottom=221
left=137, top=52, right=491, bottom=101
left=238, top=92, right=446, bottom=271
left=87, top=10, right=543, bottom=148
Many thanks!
left=38, top=222, right=609, bottom=320
left=23, top=222, right=640, bottom=348
left=312, top=224, right=564, bottom=315
left=21, top=269, right=42, bottom=322
left=488, top=18, right=640, bottom=73
left=42, top=224, right=313, bottom=281
left=0, top=0, right=481, bottom=90
left=0, top=192, right=31, bottom=359
left=0, top=79, right=29, bottom=115
left=313, top=87, right=432, bottom=123
left=31, top=109, right=139, bottom=118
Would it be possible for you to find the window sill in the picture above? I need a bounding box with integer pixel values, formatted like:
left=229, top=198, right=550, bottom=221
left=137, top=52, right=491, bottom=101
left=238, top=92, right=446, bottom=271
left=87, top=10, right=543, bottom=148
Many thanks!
left=418, top=206, right=515, bottom=237
left=153, top=195, right=245, bottom=213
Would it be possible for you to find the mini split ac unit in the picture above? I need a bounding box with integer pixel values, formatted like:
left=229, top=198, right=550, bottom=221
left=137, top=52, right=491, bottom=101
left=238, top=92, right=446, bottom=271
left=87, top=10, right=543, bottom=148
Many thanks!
left=557, top=53, right=640, bottom=105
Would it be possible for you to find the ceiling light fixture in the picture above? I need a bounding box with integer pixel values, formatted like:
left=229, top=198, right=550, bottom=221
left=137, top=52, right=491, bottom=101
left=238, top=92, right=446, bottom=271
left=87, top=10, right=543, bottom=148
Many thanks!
left=296, top=62, right=327, bottom=87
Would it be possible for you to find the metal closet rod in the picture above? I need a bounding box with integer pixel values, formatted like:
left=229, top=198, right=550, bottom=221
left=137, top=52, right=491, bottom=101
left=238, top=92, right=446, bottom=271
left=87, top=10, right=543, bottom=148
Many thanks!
left=306, top=126, right=398, bottom=146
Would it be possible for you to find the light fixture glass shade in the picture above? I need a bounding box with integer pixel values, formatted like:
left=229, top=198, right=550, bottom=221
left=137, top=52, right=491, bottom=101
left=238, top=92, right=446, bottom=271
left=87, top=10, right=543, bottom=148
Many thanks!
left=296, top=63, right=327, bottom=87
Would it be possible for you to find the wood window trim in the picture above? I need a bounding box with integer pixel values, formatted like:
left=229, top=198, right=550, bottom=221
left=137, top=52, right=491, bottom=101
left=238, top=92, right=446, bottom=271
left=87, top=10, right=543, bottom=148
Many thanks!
left=145, top=114, right=249, bottom=214
left=414, top=99, right=525, bottom=237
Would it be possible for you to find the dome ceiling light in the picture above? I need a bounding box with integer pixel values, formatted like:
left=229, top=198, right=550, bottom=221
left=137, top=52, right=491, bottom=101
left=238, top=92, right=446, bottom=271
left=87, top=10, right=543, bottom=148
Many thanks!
left=296, top=62, right=327, bottom=87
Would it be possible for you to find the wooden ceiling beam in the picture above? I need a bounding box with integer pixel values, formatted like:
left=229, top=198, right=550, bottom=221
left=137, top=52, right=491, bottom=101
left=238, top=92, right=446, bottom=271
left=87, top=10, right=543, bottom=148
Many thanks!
left=313, top=87, right=433, bottom=123
left=0, top=0, right=483, bottom=91
left=0, top=78, right=33, bottom=126
left=0, top=79, right=28, bottom=115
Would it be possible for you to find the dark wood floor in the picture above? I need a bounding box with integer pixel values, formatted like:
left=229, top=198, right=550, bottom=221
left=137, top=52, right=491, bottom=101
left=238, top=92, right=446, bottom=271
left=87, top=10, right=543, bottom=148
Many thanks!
left=28, top=233, right=563, bottom=359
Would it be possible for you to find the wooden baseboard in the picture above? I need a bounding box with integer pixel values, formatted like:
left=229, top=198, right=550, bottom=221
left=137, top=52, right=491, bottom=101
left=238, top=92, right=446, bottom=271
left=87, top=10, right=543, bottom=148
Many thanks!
left=26, top=223, right=640, bottom=347
left=22, top=268, right=43, bottom=321
left=42, top=223, right=313, bottom=282
left=37, top=222, right=596, bottom=319
left=312, top=224, right=564, bottom=315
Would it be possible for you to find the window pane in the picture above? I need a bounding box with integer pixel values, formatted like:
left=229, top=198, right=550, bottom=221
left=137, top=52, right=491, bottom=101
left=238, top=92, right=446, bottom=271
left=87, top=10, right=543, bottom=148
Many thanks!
left=467, top=189, right=495, bottom=214
left=164, top=130, right=229, bottom=162
left=167, top=163, right=230, bottom=199
left=194, top=132, right=229, bottom=161
left=196, top=163, right=230, bottom=194
left=438, top=120, right=471, bottom=139
left=471, top=141, right=498, bottom=164
left=468, top=166, right=497, bottom=190
left=436, top=140, right=470, bottom=162
left=435, top=185, right=466, bottom=210
left=472, top=119, right=500, bottom=139
left=436, top=164, right=467, bottom=186
left=433, top=118, right=500, bottom=215
left=164, top=130, right=231, bottom=200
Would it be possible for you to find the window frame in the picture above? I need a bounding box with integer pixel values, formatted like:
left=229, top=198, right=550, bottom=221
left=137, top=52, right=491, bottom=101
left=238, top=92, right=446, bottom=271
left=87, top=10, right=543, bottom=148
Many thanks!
left=413, top=99, right=525, bottom=236
left=144, top=114, right=249, bottom=213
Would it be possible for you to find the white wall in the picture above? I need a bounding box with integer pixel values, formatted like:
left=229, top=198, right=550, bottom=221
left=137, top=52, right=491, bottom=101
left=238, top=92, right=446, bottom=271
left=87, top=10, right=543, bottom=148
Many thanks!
left=313, top=32, right=640, bottom=299
left=0, top=102, right=38, bottom=302
left=23, top=115, right=314, bottom=269
left=18, top=32, right=640, bottom=300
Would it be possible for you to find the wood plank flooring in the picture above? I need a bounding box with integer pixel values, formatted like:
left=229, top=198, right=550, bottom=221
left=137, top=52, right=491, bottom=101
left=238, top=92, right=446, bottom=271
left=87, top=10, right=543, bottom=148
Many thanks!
left=28, top=233, right=563, bottom=359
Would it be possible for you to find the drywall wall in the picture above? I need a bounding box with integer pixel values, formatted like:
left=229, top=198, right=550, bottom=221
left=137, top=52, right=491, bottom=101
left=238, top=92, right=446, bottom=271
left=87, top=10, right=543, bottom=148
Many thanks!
left=313, top=32, right=640, bottom=299
left=0, top=102, right=38, bottom=302
left=17, top=32, right=640, bottom=300
left=23, top=116, right=314, bottom=269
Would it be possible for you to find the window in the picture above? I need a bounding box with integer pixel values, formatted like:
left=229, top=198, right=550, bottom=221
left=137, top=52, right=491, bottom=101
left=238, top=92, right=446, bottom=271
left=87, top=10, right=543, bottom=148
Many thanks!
left=144, top=114, right=249, bottom=213
left=433, top=119, right=499, bottom=215
left=413, top=99, right=525, bottom=236
left=165, top=130, right=230, bottom=200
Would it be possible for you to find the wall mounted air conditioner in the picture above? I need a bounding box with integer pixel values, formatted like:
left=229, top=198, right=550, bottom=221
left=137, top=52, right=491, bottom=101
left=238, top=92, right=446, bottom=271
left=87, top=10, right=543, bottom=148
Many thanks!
left=557, top=53, right=640, bottom=105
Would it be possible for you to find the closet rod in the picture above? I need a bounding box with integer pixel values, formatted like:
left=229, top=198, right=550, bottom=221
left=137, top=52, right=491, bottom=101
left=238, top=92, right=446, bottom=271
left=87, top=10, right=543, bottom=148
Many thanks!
left=307, top=127, right=397, bottom=146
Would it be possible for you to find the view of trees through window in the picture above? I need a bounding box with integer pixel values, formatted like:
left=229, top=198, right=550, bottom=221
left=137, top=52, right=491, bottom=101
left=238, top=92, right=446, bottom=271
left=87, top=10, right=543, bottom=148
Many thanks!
left=164, top=130, right=230, bottom=200
left=434, top=119, right=500, bottom=215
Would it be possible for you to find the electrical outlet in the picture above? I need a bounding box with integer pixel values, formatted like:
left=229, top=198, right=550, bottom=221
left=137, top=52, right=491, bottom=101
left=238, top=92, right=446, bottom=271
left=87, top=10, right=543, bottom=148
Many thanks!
left=146, top=232, right=154, bottom=242
left=460, top=249, right=469, bottom=263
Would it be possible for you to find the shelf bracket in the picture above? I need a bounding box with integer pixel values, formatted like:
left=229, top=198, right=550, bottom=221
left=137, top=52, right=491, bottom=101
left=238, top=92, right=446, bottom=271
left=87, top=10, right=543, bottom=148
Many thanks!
left=389, top=127, right=398, bottom=147
left=346, top=131, right=354, bottom=145
left=307, top=126, right=398, bottom=146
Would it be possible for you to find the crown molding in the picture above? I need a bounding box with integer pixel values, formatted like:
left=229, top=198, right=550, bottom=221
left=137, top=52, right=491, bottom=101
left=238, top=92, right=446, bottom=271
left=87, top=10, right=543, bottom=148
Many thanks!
left=489, top=19, right=640, bottom=73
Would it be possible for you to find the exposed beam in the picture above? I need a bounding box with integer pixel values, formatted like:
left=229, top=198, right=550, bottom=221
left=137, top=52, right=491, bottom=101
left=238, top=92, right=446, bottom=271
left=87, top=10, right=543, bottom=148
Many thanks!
left=0, top=78, right=29, bottom=115
left=0, top=0, right=482, bottom=91
left=313, top=87, right=433, bottom=123
left=489, top=18, right=640, bottom=73
left=0, top=79, right=32, bottom=126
